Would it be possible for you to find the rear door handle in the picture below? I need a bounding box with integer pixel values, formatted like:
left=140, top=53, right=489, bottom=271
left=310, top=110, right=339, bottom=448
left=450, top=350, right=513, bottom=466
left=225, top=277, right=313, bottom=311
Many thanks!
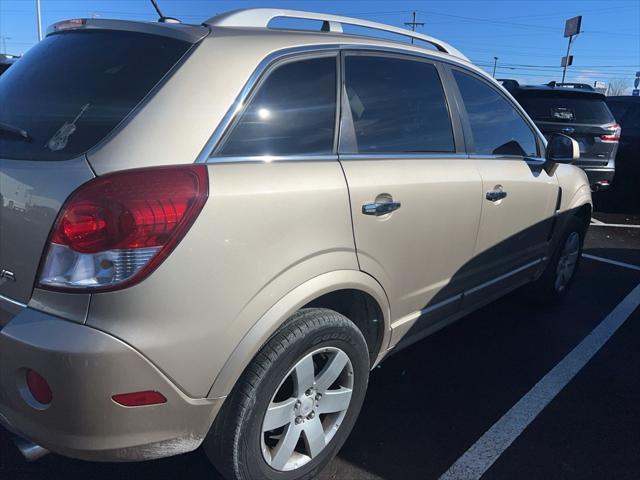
left=362, top=201, right=402, bottom=216
left=486, top=186, right=507, bottom=202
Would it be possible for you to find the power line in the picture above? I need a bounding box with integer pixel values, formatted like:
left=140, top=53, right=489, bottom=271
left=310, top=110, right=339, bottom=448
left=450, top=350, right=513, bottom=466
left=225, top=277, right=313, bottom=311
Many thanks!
left=416, top=10, right=640, bottom=37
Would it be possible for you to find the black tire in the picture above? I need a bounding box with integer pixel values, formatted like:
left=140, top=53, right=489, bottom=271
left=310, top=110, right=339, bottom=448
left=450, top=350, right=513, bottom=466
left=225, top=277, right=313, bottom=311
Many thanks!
left=529, top=215, right=587, bottom=305
left=204, top=308, right=370, bottom=480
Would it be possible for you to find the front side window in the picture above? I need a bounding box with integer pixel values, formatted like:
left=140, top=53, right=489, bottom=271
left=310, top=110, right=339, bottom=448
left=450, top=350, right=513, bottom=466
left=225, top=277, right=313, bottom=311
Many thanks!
left=216, top=56, right=337, bottom=157
left=342, top=55, right=455, bottom=153
left=453, top=70, right=538, bottom=157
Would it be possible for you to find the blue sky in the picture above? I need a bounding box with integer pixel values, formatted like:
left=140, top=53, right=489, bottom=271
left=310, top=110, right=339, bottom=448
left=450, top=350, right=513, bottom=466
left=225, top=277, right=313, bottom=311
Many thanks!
left=1, top=0, right=639, bottom=91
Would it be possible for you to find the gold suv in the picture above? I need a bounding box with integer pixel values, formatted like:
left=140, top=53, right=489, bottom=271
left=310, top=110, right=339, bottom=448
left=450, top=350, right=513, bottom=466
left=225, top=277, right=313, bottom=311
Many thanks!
left=0, top=8, right=591, bottom=480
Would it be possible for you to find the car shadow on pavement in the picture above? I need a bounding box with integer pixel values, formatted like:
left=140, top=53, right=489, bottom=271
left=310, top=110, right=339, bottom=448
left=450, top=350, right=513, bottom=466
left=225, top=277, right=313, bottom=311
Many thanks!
left=321, top=252, right=640, bottom=480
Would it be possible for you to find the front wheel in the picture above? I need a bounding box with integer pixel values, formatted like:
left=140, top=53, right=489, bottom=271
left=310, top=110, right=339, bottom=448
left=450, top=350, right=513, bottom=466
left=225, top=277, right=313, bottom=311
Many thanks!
left=204, top=308, right=370, bottom=480
left=530, top=215, right=587, bottom=305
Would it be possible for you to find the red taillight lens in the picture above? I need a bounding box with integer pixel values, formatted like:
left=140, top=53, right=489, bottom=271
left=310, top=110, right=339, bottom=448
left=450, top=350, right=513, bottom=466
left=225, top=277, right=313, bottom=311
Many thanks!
left=112, top=391, right=167, bottom=407
left=26, top=369, right=53, bottom=405
left=39, top=165, right=208, bottom=292
left=600, top=123, right=621, bottom=142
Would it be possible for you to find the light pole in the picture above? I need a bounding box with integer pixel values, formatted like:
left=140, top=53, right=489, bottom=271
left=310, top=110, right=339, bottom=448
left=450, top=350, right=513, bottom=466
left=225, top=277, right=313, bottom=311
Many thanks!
left=492, top=56, right=498, bottom=78
left=36, top=0, right=43, bottom=41
left=561, top=35, right=574, bottom=84
left=1, top=36, right=12, bottom=54
left=561, top=16, right=582, bottom=84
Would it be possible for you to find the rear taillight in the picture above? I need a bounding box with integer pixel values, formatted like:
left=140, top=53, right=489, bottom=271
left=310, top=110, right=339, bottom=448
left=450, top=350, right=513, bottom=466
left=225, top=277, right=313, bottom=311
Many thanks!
left=38, top=165, right=208, bottom=292
left=600, top=123, right=621, bottom=142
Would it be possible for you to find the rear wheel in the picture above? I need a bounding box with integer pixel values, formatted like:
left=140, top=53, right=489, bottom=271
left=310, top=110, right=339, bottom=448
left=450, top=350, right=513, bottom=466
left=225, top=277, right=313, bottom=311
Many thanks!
left=205, top=308, right=369, bottom=480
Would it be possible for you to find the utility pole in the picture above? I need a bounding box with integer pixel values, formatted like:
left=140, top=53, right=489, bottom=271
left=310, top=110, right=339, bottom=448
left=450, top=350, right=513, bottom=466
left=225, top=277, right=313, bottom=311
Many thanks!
left=36, top=0, right=43, bottom=41
left=404, top=11, right=424, bottom=44
left=492, top=56, right=498, bottom=78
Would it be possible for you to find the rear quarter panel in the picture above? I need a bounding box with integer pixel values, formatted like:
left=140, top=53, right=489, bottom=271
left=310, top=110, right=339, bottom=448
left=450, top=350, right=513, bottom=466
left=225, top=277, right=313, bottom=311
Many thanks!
left=86, top=161, right=359, bottom=398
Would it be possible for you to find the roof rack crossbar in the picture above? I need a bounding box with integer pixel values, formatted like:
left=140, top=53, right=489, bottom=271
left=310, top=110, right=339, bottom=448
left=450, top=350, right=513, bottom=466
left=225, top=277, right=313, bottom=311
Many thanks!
left=204, top=8, right=468, bottom=61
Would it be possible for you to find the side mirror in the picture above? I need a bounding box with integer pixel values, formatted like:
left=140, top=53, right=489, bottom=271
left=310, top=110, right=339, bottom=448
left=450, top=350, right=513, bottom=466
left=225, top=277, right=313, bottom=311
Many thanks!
left=546, top=134, right=579, bottom=164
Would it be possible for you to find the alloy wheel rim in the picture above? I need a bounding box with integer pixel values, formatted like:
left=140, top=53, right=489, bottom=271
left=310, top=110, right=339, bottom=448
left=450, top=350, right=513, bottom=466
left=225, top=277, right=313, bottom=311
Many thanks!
left=555, top=231, right=580, bottom=292
left=261, top=347, right=354, bottom=472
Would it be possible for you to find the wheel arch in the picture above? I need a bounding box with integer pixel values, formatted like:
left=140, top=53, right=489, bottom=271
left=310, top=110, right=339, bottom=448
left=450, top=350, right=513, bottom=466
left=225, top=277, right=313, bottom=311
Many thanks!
left=207, top=270, right=391, bottom=399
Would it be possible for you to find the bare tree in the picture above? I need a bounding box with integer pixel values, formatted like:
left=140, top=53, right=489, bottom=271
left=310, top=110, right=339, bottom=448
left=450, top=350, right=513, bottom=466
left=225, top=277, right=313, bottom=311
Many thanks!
left=607, top=79, right=630, bottom=96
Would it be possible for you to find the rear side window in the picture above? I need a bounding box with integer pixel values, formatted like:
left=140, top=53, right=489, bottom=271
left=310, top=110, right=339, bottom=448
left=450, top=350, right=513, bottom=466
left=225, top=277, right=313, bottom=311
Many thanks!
left=454, top=70, right=538, bottom=157
left=216, top=57, right=337, bottom=157
left=342, top=55, right=454, bottom=153
left=518, top=95, right=614, bottom=125
left=0, top=30, right=191, bottom=161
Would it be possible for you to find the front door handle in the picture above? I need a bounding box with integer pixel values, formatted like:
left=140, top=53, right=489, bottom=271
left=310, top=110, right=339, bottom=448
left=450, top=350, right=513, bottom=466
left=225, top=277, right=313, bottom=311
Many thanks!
left=486, top=186, right=507, bottom=202
left=362, top=201, right=402, bottom=216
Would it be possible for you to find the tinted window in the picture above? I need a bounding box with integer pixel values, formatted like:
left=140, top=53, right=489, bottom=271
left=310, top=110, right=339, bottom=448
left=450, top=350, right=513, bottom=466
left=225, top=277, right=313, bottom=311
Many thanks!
left=454, top=71, right=537, bottom=157
left=0, top=31, right=190, bottom=161
left=518, top=95, right=614, bottom=124
left=343, top=55, right=454, bottom=153
left=217, top=57, right=336, bottom=156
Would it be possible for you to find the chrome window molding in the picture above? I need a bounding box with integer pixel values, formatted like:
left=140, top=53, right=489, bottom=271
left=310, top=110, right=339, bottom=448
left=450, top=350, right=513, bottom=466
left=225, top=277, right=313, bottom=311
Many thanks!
left=197, top=43, right=478, bottom=164
left=205, top=154, right=338, bottom=164
left=469, top=154, right=543, bottom=161
left=204, top=153, right=471, bottom=164
left=340, top=153, right=469, bottom=161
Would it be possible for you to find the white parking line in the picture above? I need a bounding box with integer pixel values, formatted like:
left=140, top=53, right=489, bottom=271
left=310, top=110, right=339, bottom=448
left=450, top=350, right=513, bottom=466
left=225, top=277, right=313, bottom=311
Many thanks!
left=582, top=253, right=640, bottom=272
left=590, top=217, right=605, bottom=225
left=439, top=282, right=640, bottom=480
left=589, top=223, right=640, bottom=229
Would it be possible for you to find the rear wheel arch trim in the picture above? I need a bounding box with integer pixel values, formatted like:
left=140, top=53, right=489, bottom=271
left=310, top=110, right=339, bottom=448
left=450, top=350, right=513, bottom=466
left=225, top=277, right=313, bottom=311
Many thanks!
left=206, top=270, right=391, bottom=399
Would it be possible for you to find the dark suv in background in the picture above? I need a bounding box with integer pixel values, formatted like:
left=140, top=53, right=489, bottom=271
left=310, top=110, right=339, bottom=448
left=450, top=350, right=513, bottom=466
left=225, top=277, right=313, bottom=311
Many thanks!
left=602, top=96, right=640, bottom=210
left=501, top=80, right=620, bottom=191
left=0, top=55, right=17, bottom=76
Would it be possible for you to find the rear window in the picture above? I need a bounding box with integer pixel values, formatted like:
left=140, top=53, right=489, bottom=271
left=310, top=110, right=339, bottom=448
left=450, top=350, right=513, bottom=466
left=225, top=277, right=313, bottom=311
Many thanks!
left=517, top=94, right=614, bottom=125
left=0, top=30, right=190, bottom=161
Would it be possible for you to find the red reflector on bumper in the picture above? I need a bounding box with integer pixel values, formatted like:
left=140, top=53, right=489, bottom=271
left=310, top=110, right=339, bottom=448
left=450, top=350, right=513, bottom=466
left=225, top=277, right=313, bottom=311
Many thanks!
left=26, top=369, right=53, bottom=405
left=112, top=391, right=167, bottom=407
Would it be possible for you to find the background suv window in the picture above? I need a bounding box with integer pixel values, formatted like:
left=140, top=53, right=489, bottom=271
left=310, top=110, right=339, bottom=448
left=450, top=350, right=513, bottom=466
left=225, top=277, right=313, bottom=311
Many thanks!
left=454, top=70, right=538, bottom=157
left=342, top=55, right=454, bottom=153
left=217, top=56, right=336, bottom=157
left=518, top=94, right=614, bottom=124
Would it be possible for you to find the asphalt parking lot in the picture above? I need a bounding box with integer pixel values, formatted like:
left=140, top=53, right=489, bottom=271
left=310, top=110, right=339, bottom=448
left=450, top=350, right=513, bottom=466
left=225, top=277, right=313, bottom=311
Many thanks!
left=2, top=209, right=639, bottom=480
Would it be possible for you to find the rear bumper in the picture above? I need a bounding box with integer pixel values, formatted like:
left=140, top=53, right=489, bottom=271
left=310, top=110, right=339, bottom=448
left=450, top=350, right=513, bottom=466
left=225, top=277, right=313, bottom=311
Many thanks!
left=0, top=308, right=223, bottom=462
left=581, top=167, right=615, bottom=189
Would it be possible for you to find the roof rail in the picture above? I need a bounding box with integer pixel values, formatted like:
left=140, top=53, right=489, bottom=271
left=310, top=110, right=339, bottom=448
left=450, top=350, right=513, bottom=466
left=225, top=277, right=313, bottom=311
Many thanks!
left=204, top=8, right=468, bottom=61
